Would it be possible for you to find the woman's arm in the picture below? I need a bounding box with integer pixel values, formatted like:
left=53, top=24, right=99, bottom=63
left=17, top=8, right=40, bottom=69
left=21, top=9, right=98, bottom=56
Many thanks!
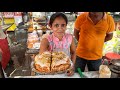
left=39, top=38, right=49, bottom=54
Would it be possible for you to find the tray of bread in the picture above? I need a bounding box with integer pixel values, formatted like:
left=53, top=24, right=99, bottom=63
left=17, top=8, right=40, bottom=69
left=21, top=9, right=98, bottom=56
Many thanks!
left=31, top=51, right=72, bottom=75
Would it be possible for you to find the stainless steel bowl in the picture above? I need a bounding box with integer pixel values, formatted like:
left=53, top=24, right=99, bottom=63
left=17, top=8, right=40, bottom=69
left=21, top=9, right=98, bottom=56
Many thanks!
left=110, top=59, right=120, bottom=67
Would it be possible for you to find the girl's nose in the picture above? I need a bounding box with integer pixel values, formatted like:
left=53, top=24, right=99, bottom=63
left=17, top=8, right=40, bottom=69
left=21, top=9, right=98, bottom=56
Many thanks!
left=58, top=25, right=63, bottom=29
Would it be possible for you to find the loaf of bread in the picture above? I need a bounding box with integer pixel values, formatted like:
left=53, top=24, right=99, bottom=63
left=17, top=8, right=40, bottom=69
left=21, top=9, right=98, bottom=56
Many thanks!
left=34, top=51, right=71, bottom=74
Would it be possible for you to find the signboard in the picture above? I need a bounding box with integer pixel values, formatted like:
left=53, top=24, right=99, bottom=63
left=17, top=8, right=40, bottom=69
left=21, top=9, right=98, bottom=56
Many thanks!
left=14, top=12, right=22, bottom=16
left=0, top=12, right=14, bottom=19
left=14, top=12, right=23, bottom=26
left=3, top=12, right=14, bottom=18
left=0, top=12, right=22, bottom=18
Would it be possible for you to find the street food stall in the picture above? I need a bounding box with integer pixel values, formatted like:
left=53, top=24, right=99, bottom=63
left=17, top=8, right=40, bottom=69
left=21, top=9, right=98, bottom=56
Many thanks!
left=1, top=12, right=120, bottom=78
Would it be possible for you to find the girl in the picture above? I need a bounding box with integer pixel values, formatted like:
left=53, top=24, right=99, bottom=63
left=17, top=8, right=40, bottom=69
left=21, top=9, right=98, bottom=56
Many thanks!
left=39, top=12, right=76, bottom=76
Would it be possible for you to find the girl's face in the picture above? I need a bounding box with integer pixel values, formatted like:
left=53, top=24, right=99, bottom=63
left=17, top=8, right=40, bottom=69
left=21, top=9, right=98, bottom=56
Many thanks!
left=50, top=17, right=67, bottom=38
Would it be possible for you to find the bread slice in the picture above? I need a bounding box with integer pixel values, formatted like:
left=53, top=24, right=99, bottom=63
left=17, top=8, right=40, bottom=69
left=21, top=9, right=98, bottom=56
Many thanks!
left=34, top=51, right=51, bottom=74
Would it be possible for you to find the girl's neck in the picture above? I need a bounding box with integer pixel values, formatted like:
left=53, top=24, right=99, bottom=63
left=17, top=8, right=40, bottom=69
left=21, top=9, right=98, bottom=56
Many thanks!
left=53, top=33, right=65, bottom=41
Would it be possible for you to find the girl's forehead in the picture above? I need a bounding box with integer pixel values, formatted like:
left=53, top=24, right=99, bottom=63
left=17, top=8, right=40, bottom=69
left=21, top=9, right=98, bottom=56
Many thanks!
left=53, top=17, right=66, bottom=23
left=54, top=17, right=65, bottom=21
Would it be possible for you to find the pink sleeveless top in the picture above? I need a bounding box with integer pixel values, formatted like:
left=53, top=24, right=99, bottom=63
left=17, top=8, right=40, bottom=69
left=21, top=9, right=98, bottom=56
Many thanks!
left=47, top=33, right=72, bottom=57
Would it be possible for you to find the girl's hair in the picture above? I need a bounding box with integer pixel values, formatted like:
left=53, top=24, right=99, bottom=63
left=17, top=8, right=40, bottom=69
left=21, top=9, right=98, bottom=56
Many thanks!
left=49, top=12, right=68, bottom=26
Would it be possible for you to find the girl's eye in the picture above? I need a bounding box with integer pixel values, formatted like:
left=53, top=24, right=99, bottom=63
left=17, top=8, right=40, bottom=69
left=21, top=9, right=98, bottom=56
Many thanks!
left=54, top=24, right=66, bottom=28
left=61, top=24, right=66, bottom=27
left=55, top=24, right=59, bottom=27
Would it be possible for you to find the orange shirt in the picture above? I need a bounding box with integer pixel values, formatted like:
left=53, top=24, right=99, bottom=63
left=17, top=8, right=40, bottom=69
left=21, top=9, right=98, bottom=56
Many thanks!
left=74, top=12, right=115, bottom=60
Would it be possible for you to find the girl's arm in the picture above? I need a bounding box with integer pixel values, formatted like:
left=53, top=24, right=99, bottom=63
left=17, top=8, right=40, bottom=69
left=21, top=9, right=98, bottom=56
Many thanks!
left=70, top=36, right=76, bottom=66
left=39, top=38, right=49, bottom=54
left=66, top=36, right=76, bottom=76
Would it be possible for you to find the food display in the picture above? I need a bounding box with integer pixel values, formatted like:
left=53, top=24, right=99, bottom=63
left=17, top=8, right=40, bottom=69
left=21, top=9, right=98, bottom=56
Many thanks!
left=33, top=51, right=71, bottom=74
left=99, top=65, right=111, bottom=78
left=32, top=12, right=48, bottom=31
left=27, top=31, right=40, bottom=49
left=33, top=22, right=47, bottom=30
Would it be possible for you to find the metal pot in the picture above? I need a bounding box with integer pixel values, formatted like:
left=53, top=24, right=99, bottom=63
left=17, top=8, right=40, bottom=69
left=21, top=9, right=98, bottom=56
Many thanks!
left=110, top=59, right=120, bottom=67
left=109, top=59, right=120, bottom=78
left=109, top=59, right=120, bottom=71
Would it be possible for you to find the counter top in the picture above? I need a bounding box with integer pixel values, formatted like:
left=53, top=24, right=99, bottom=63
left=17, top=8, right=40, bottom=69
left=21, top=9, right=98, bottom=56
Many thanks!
left=11, top=71, right=99, bottom=78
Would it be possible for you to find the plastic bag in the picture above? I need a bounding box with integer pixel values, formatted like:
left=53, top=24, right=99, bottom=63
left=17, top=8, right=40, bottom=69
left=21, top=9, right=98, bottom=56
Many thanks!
left=99, top=65, right=111, bottom=78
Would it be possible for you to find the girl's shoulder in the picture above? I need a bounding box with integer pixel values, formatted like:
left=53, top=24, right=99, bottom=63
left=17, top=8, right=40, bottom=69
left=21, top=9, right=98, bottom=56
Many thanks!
left=47, top=34, right=53, bottom=42
left=65, top=33, right=73, bottom=43
left=65, top=33, right=73, bottom=38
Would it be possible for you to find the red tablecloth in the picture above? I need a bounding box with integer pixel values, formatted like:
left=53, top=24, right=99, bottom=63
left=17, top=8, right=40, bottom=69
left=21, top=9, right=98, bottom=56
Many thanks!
left=0, top=38, right=10, bottom=69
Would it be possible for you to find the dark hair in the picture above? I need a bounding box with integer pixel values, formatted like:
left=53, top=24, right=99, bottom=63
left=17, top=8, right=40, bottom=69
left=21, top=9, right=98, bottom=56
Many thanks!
left=49, top=12, right=68, bottom=26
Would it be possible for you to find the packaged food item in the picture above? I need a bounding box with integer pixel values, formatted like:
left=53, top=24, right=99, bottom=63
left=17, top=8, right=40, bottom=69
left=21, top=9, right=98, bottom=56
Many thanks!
left=46, top=30, right=51, bottom=35
left=37, top=30, right=43, bottom=37
left=99, top=65, right=111, bottom=78
left=32, top=12, right=46, bottom=21
left=33, top=42, right=40, bottom=49
left=27, top=30, right=40, bottom=49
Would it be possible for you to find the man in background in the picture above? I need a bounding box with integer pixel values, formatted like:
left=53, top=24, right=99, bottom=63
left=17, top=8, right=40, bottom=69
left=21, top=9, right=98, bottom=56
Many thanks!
left=74, top=12, right=115, bottom=72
